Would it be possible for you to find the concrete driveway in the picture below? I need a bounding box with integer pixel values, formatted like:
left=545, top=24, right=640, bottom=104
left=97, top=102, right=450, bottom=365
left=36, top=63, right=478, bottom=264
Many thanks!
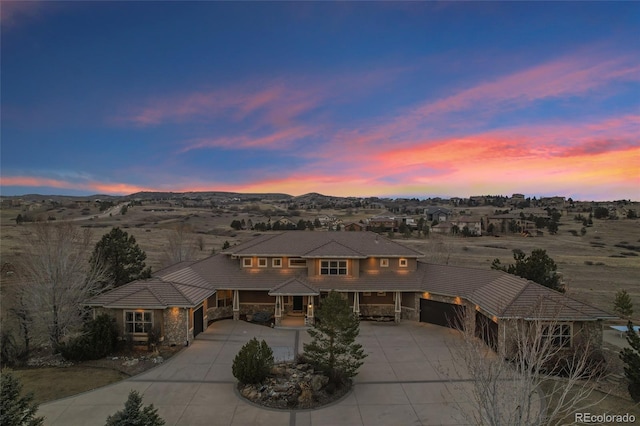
left=39, top=320, right=474, bottom=426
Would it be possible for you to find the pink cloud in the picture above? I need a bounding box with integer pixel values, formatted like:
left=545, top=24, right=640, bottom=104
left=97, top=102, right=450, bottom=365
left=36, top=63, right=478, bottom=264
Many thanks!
left=1, top=176, right=152, bottom=195
left=179, top=125, right=318, bottom=152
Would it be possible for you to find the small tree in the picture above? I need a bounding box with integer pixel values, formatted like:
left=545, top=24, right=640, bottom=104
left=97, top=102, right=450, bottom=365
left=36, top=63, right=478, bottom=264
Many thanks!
left=105, top=390, right=165, bottom=426
left=303, top=291, right=366, bottom=385
left=18, top=223, right=109, bottom=349
left=232, top=338, right=274, bottom=384
left=59, top=314, right=119, bottom=361
left=620, top=321, right=640, bottom=402
left=0, top=372, right=44, bottom=426
left=91, top=227, right=151, bottom=287
left=614, top=290, right=633, bottom=319
left=492, top=249, right=564, bottom=293
left=160, top=223, right=196, bottom=267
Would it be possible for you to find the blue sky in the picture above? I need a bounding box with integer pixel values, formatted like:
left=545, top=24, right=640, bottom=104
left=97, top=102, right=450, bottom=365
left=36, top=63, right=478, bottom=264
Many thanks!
left=2, top=1, right=639, bottom=200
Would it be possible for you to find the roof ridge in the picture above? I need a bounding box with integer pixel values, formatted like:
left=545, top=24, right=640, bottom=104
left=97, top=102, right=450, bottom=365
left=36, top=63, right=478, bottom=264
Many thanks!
left=145, top=282, right=168, bottom=306
left=481, top=273, right=530, bottom=316
left=105, top=280, right=150, bottom=305
left=227, top=232, right=281, bottom=254
left=303, top=239, right=365, bottom=257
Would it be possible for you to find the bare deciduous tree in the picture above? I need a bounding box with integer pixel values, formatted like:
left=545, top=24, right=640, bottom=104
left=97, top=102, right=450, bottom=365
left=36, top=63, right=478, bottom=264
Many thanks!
left=441, top=302, right=607, bottom=426
left=161, top=223, right=197, bottom=267
left=17, top=223, right=110, bottom=349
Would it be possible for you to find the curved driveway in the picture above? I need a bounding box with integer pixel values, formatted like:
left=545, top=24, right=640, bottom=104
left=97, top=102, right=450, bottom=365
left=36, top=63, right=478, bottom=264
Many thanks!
left=39, top=320, right=474, bottom=426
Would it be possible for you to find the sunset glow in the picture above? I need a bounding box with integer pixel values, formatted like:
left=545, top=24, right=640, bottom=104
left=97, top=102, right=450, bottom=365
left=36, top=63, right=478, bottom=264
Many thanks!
left=1, top=2, right=638, bottom=200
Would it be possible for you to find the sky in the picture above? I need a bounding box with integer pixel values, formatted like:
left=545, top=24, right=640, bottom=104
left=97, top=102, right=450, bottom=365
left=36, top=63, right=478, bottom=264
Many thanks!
left=1, top=2, right=639, bottom=201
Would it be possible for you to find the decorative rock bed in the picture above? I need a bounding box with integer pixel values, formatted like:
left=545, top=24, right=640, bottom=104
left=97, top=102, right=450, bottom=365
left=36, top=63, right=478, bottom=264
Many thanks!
left=237, top=362, right=351, bottom=410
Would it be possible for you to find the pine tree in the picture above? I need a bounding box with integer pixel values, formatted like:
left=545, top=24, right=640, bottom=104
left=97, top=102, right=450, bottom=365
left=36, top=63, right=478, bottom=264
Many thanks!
left=303, top=291, right=366, bottom=385
left=90, top=227, right=151, bottom=287
left=105, top=390, right=165, bottom=426
left=0, top=372, right=44, bottom=426
left=492, top=249, right=564, bottom=292
left=614, top=289, right=633, bottom=319
left=620, top=322, right=640, bottom=402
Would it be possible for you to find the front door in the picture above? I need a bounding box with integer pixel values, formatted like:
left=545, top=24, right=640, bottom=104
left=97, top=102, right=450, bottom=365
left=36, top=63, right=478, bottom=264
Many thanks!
left=293, top=296, right=303, bottom=312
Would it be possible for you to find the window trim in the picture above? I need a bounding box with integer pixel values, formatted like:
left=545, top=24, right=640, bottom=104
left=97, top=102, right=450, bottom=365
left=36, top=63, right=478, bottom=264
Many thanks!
left=320, top=259, right=348, bottom=276
left=399, top=258, right=408, bottom=268
left=380, top=258, right=389, bottom=267
left=258, top=258, right=268, bottom=268
left=124, top=310, right=153, bottom=334
left=288, top=258, right=307, bottom=268
left=363, top=292, right=371, bottom=296
left=242, top=258, right=253, bottom=267
left=377, top=292, right=386, bottom=296
left=272, top=258, right=282, bottom=268
left=541, top=323, right=572, bottom=348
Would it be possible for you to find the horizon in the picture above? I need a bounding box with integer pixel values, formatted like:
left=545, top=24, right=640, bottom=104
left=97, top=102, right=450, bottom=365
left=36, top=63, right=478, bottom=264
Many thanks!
left=1, top=190, right=636, bottom=204
left=1, top=2, right=639, bottom=200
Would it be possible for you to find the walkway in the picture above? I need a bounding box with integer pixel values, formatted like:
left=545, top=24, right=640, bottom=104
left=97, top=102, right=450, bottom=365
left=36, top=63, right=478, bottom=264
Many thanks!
left=39, top=320, right=475, bottom=425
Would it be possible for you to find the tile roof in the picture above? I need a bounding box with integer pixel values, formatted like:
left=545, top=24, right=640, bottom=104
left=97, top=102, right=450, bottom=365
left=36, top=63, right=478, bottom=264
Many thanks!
left=225, top=231, right=423, bottom=258
left=87, top=278, right=214, bottom=309
left=268, top=277, right=319, bottom=296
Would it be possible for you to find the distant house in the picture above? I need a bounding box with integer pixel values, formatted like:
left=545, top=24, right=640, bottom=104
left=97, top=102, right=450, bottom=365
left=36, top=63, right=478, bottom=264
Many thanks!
left=486, top=214, right=536, bottom=234
left=424, top=207, right=451, bottom=222
left=368, top=216, right=398, bottom=232
left=343, top=222, right=366, bottom=232
left=451, top=217, right=483, bottom=236
left=431, top=222, right=453, bottom=235
left=88, top=232, right=615, bottom=356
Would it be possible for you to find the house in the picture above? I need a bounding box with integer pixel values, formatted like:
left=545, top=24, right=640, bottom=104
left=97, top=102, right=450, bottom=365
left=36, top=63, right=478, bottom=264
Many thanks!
left=88, top=232, right=615, bottom=355
left=423, top=207, right=451, bottom=222
left=451, top=217, right=483, bottom=236
left=367, top=216, right=398, bottom=232
left=343, top=222, right=366, bottom=232
left=430, top=222, right=454, bottom=235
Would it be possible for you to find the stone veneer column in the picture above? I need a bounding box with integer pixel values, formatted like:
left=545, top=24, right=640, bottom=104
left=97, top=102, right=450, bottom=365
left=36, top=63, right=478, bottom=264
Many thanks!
left=394, top=291, right=402, bottom=323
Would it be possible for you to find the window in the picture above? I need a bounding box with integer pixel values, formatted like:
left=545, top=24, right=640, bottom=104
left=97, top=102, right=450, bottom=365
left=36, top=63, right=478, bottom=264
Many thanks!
left=272, top=258, right=282, bottom=268
left=242, top=258, right=253, bottom=267
left=363, top=292, right=371, bottom=296
left=320, top=260, right=347, bottom=275
left=217, top=290, right=232, bottom=307
left=258, top=258, right=268, bottom=268
left=380, top=258, right=389, bottom=267
left=289, top=258, right=307, bottom=268
left=125, top=311, right=153, bottom=334
left=399, top=258, right=408, bottom=268
left=542, top=324, right=572, bottom=348
left=377, top=292, right=386, bottom=296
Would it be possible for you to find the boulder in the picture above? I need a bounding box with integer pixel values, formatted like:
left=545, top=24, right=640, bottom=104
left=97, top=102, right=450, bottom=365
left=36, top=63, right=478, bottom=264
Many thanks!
left=310, top=374, right=329, bottom=392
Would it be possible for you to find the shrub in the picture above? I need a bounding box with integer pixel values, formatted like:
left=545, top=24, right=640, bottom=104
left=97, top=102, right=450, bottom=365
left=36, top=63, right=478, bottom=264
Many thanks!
left=0, top=372, right=44, bottom=426
left=232, top=338, right=274, bottom=384
left=105, top=390, right=164, bottom=426
left=59, top=314, right=119, bottom=361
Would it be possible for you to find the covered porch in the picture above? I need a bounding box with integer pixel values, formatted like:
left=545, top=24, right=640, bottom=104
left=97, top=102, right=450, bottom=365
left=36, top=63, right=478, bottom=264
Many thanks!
left=268, top=277, right=320, bottom=326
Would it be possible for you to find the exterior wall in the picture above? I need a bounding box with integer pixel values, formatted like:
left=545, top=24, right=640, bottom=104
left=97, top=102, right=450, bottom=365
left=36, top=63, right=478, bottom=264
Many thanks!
left=163, top=307, right=189, bottom=346
left=400, top=292, right=420, bottom=321
left=498, top=319, right=604, bottom=358
left=241, top=291, right=274, bottom=303
left=359, top=257, right=417, bottom=273
left=359, top=304, right=395, bottom=317
left=208, top=305, right=233, bottom=321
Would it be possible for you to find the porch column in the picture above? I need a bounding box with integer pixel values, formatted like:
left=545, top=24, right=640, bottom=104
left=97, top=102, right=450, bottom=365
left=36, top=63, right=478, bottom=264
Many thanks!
left=232, top=290, right=240, bottom=321
left=307, top=296, right=315, bottom=325
left=353, top=291, right=360, bottom=315
left=275, top=295, right=283, bottom=326
left=394, top=291, right=402, bottom=323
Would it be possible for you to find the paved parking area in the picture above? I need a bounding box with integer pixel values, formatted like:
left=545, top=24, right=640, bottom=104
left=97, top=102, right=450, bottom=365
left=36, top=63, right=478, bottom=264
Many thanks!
left=39, top=320, right=475, bottom=425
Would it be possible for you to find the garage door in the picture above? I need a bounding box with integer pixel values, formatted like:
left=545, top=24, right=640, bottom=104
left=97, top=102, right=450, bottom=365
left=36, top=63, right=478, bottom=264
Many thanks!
left=475, top=312, right=498, bottom=351
left=193, top=306, right=204, bottom=338
left=419, top=299, right=465, bottom=329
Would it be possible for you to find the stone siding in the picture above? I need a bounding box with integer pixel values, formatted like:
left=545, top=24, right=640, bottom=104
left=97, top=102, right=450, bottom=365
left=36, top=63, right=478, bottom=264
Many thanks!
left=401, top=306, right=418, bottom=321
left=208, top=305, right=233, bottom=321
left=163, top=307, right=189, bottom=346
left=359, top=304, right=395, bottom=318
